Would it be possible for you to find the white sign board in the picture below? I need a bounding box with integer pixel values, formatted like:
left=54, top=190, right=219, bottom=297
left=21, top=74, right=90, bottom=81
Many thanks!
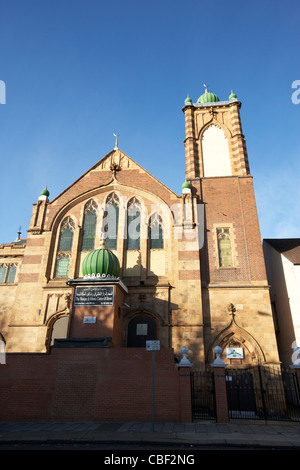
left=146, top=340, right=160, bottom=351
left=137, top=324, right=148, bottom=335
left=83, top=316, right=97, bottom=324
left=226, top=347, right=244, bottom=359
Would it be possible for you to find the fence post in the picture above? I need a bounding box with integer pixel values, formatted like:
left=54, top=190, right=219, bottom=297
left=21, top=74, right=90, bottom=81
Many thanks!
left=211, top=346, right=229, bottom=423
left=177, top=346, right=193, bottom=422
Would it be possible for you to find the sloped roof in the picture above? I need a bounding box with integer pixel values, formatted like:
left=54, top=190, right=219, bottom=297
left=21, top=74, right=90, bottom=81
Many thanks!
left=264, top=239, right=300, bottom=264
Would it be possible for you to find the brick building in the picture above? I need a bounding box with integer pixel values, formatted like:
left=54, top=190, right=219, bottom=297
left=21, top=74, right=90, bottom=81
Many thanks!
left=0, top=87, right=280, bottom=369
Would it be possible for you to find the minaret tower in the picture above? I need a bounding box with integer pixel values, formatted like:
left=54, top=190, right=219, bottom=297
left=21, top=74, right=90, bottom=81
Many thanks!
left=181, top=86, right=280, bottom=367
left=183, top=88, right=250, bottom=180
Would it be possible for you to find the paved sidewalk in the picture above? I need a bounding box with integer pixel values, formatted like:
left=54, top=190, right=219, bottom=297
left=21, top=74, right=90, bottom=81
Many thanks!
left=1, top=421, right=300, bottom=449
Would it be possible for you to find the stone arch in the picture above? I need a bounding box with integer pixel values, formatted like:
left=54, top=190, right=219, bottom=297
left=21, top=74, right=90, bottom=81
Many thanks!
left=124, top=310, right=162, bottom=348
left=198, top=120, right=233, bottom=177
left=45, top=293, right=71, bottom=351
left=207, top=306, right=266, bottom=365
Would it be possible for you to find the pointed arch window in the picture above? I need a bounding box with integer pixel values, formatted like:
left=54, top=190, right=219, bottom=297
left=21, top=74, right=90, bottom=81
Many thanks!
left=217, top=228, right=233, bottom=267
left=126, top=197, right=141, bottom=250
left=103, top=193, right=119, bottom=250
left=81, top=200, right=97, bottom=251
left=55, top=217, right=75, bottom=278
left=149, top=213, right=164, bottom=249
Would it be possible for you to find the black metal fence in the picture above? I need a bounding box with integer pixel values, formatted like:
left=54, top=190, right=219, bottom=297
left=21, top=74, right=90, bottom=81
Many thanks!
left=191, top=369, right=216, bottom=420
left=191, top=365, right=300, bottom=422
left=226, top=365, right=300, bottom=422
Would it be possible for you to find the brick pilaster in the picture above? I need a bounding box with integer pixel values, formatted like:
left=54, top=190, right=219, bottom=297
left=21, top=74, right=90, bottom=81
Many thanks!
left=211, top=365, right=229, bottom=423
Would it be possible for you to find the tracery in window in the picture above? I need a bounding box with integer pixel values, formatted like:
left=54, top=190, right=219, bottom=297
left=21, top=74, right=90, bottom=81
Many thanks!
left=217, top=228, right=233, bottom=267
left=149, top=213, right=164, bottom=250
left=103, top=193, right=119, bottom=250
left=81, top=200, right=98, bottom=251
left=126, top=197, right=141, bottom=250
left=55, top=217, right=75, bottom=278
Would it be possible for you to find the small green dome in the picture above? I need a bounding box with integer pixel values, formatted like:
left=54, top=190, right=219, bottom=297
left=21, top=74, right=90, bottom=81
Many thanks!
left=197, top=88, right=219, bottom=104
left=40, top=186, right=49, bottom=197
left=182, top=181, right=191, bottom=189
left=82, top=240, right=120, bottom=278
left=229, top=90, right=237, bottom=100
left=184, top=94, right=192, bottom=104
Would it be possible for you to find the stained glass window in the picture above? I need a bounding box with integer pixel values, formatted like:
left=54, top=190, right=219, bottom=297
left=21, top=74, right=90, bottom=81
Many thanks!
left=81, top=201, right=97, bottom=251
left=149, top=214, right=164, bottom=249
left=81, top=210, right=97, bottom=251
left=55, top=254, right=70, bottom=277
left=58, top=227, right=73, bottom=252
left=127, top=198, right=141, bottom=250
left=55, top=217, right=75, bottom=278
left=104, top=193, right=119, bottom=250
left=217, top=228, right=233, bottom=267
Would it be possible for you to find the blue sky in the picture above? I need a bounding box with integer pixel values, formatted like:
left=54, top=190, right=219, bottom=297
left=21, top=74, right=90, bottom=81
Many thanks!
left=0, top=0, right=299, bottom=244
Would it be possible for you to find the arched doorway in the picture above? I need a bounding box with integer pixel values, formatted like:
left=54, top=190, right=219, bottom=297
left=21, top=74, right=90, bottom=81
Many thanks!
left=127, top=315, right=157, bottom=347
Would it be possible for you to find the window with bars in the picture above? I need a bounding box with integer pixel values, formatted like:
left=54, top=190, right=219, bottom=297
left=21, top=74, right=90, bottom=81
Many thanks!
left=217, top=228, right=233, bottom=267
left=126, top=198, right=141, bottom=250
left=0, top=264, right=17, bottom=283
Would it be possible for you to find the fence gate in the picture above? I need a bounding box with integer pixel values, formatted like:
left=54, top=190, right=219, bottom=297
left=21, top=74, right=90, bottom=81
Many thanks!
left=226, top=366, right=300, bottom=421
left=191, top=369, right=216, bottom=420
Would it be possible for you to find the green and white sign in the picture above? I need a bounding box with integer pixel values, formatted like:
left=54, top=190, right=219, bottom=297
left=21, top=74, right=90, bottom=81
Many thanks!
left=226, top=347, right=244, bottom=358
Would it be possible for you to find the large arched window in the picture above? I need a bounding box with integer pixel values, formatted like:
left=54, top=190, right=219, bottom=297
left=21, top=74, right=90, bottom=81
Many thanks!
left=126, top=197, right=141, bottom=250
left=81, top=200, right=97, bottom=251
left=55, top=217, right=75, bottom=277
left=149, top=213, right=164, bottom=250
left=103, top=193, right=119, bottom=250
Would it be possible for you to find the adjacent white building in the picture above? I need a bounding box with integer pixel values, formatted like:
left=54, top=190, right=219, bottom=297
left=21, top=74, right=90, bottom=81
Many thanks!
left=263, top=239, right=300, bottom=367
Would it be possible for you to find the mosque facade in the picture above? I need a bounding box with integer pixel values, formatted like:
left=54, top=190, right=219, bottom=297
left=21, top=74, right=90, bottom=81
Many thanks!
left=0, top=88, right=280, bottom=368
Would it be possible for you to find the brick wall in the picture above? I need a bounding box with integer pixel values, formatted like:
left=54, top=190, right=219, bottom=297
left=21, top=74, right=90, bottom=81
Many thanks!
left=0, top=347, right=192, bottom=422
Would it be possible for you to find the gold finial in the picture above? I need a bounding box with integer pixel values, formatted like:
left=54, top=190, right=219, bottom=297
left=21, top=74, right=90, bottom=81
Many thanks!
left=99, top=237, right=106, bottom=249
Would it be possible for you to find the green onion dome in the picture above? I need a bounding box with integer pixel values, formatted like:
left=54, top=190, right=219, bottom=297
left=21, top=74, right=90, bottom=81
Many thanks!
left=229, top=90, right=237, bottom=100
left=40, top=185, right=50, bottom=197
left=182, top=181, right=191, bottom=190
left=82, top=239, right=120, bottom=278
left=197, top=88, right=219, bottom=104
left=184, top=94, right=192, bottom=104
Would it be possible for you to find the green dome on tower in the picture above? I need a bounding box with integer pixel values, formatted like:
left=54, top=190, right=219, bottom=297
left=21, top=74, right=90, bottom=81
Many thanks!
left=40, top=186, right=50, bottom=197
left=182, top=181, right=191, bottom=189
left=184, top=94, right=192, bottom=105
left=197, top=88, right=219, bottom=104
left=82, top=239, right=120, bottom=278
left=229, top=90, right=237, bottom=100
